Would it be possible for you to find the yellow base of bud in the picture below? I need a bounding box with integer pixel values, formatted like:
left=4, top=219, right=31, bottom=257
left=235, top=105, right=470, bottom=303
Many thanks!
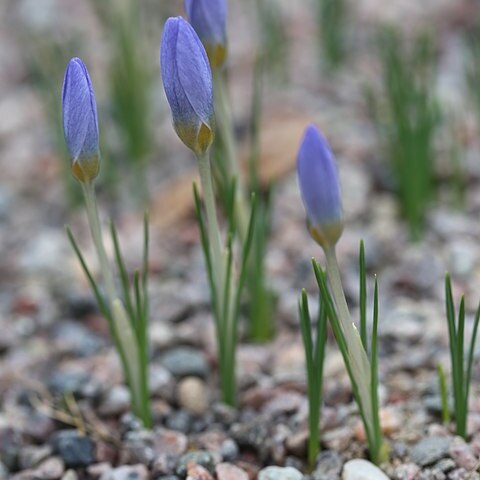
left=71, top=156, right=100, bottom=183
left=310, top=222, right=344, bottom=249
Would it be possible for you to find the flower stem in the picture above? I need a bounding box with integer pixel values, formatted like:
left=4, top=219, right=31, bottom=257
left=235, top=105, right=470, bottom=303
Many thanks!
left=81, top=182, right=143, bottom=422
left=196, top=152, right=236, bottom=405
left=323, top=246, right=384, bottom=463
left=213, top=70, right=250, bottom=243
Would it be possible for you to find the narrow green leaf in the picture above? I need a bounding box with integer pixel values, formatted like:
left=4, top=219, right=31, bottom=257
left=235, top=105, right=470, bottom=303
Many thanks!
left=110, top=221, right=136, bottom=326
left=359, top=240, right=368, bottom=353
left=370, top=276, right=381, bottom=457
left=66, top=226, right=111, bottom=322
left=437, top=363, right=451, bottom=424
left=193, top=182, right=218, bottom=319
left=465, top=301, right=480, bottom=426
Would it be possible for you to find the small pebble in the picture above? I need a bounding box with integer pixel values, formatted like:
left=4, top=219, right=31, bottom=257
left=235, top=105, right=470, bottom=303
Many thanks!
left=342, top=459, right=389, bottom=480
left=215, top=463, right=249, bottom=480
left=33, top=456, right=65, bottom=480
left=18, top=445, right=52, bottom=470
left=98, top=385, right=130, bottom=416
left=312, top=450, right=343, bottom=480
left=176, top=451, right=215, bottom=477
left=154, top=428, right=188, bottom=456
left=50, top=430, right=95, bottom=468
left=161, top=347, right=209, bottom=378
left=391, top=463, right=420, bottom=480
left=449, top=437, right=478, bottom=471
left=166, top=410, right=193, bottom=433
left=186, top=464, right=214, bottom=480
left=86, top=463, right=112, bottom=479
left=177, top=377, right=209, bottom=416
left=410, top=436, right=451, bottom=467
left=61, top=470, right=78, bottom=480
left=258, top=466, right=303, bottom=480
left=220, top=439, right=239, bottom=462
left=0, top=462, right=8, bottom=480
left=99, top=464, right=149, bottom=480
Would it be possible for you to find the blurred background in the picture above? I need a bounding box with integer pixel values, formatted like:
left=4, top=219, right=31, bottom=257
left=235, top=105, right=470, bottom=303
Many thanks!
left=1, top=0, right=480, bottom=380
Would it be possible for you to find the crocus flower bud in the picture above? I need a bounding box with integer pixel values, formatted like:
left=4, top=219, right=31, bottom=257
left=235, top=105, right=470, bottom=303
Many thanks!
left=62, top=57, right=100, bottom=183
left=160, top=16, right=215, bottom=156
left=184, top=0, right=227, bottom=68
left=297, top=124, right=344, bottom=249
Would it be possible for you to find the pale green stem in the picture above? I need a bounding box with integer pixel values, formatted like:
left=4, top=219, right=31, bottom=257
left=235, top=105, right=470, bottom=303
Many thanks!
left=197, top=153, right=224, bottom=292
left=324, top=246, right=374, bottom=433
left=197, top=151, right=238, bottom=404
left=81, top=183, right=117, bottom=302
left=213, top=70, right=250, bottom=243
left=81, top=182, right=142, bottom=416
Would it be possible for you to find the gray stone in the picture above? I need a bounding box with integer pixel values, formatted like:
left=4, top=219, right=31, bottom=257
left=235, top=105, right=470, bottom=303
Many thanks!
left=52, top=321, right=104, bottom=357
left=220, top=439, right=239, bottom=462
left=258, top=466, right=303, bottom=480
left=48, top=371, right=91, bottom=397
left=410, top=436, right=451, bottom=467
left=33, top=456, right=65, bottom=480
left=342, top=459, right=389, bottom=480
left=176, top=451, right=214, bottom=477
left=230, top=418, right=271, bottom=460
left=313, top=450, right=343, bottom=480
left=18, top=445, right=52, bottom=469
left=99, top=464, right=149, bottom=480
left=161, top=347, right=209, bottom=378
left=98, top=385, right=130, bottom=416
left=432, top=458, right=455, bottom=472
left=123, top=430, right=155, bottom=465
left=50, top=430, right=95, bottom=468
left=165, top=410, right=193, bottom=433
left=0, top=462, right=8, bottom=480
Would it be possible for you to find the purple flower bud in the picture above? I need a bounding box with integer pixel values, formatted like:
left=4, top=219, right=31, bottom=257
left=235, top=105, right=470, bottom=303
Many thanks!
left=297, top=124, right=343, bottom=248
left=160, top=16, right=215, bottom=156
left=184, top=0, right=227, bottom=68
left=62, top=57, right=100, bottom=183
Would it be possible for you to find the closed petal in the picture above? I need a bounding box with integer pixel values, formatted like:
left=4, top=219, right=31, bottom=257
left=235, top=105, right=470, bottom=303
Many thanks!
left=62, top=58, right=99, bottom=161
left=297, top=124, right=343, bottom=229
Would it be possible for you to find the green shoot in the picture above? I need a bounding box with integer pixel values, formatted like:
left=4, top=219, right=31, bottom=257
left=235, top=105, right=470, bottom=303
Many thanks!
left=437, top=363, right=451, bottom=425
left=314, top=0, right=347, bottom=69
left=372, top=27, right=439, bottom=240
left=444, top=274, right=480, bottom=438
left=299, top=290, right=327, bottom=468
left=312, top=241, right=387, bottom=464
left=68, top=184, right=152, bottom=427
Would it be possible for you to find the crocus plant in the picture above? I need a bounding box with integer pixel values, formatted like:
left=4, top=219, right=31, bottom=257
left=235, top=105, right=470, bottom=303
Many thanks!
left=297, top=124, right=386, bottom=464
left=63, top=58, right=151, bottom=427
left=160, top=17, right=256, bottom=406
left=185, top=0, right=276, bottom=342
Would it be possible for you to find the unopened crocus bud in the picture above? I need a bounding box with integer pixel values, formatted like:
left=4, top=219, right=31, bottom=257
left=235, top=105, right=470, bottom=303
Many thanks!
left=184, top=0, right=227, bottom=68
left=160, top=16, right=215, bottom=156
left=62, top=57, right=100, bottom=183
left=297, top=124, right=344, bottom=249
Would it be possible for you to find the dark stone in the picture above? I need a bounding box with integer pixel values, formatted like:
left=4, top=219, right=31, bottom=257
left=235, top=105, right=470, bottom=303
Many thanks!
left=47, top=371, right=91, bottom=397
left=165, top=410, right=193, bottom=434
left=50, top=430, right=95, bottom=468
